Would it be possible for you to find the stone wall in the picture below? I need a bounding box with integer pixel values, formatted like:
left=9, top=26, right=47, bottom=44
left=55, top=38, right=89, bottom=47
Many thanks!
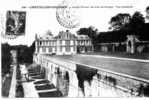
left=95, top=35, right=149, bottom=54
left=34, top=54, right=149, bottom=97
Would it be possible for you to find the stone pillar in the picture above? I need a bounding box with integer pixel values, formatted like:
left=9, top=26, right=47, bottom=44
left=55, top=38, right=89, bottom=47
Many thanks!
left=59, top=68, right=67, bottom=96
left=52, top=64, right=57, bottom=86
left=101, top=46, right=108, bottom=52
left=126, top=35, right=138, bottom=54
left=68, top=71, right=79, bottom=97
left=98, top=80, right=105, bottom=97
left=35, top=41, right=38, bottom=53
left=84, top=81, right=92, bottom=97
left=112, top=45, right=115, bottom=52
left=49, top=63, right=53, bottom=82
left=91, top=75, right=99, bottom=97
left=47, top=62, right=51, bottom=81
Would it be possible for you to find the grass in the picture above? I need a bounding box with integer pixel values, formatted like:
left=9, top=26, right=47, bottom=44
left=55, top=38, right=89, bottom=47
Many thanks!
left=51, top=54, right=149, bottom=80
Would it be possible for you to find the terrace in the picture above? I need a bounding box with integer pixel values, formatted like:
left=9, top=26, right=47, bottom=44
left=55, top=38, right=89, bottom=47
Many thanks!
left=46, top=54, right=149, bottom=81
left=34, top=53, right=149, bottom=97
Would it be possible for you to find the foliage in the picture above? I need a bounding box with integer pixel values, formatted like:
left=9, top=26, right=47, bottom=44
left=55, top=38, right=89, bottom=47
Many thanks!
left=77, top=7, right=148, bottom=45
left=109, top=13, right=131, bottom=30
left=146, top=6, right=149, bottom=21
left=17, top=41, right=35, bottom=64
left=129, top=11, right=145, bottom=33
left=1, top=43, right=12, bottom=77
left=109, top=11, right=145, bottom=33
left=1, top=41, right=35, bottom=68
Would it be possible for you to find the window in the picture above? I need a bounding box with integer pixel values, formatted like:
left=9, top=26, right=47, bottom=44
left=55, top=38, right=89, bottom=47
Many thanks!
left=84, top=40, right=86, bottom=45
left=49, top=47, right=52, bottom=52
left=42, top=42, right=45, bottom=46
left=66, top=40, right=70, bottom=45
left=51, top=41, right=53, bottom=46
left=49, top=41, right=51, bottom=46
left=87, top=40, right=89, bottom=45
left=73, top=40, right=75, bottom=45
left=66, top=46, right=70, bottom=52
left=42, top=47, right=46, bottom=53
left=74, top=47, right=76, bottom=51
left=60, top=46, right=62, bottom=52
left=60, top=40, right=62, bottom=45
left=48, top=41, right=50, bottom=46
left=39, top=41, right=42, bottom=46
left=53, top=41, right=55, bottom=46
left=70, top=40, right=73, bottom=45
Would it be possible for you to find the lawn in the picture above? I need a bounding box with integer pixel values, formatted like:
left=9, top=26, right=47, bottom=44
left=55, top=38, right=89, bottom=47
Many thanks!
left=49, top=54, right=149, bottom=80
left=85, top=52, right=149, bottom=60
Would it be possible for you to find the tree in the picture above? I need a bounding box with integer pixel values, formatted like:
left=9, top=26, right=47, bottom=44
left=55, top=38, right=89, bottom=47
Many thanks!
left=2, top=43, right=12, bottom=77
left=146, top=6, right=149, bottom=21
left=129, top=11, right=145, bottom=33
left=16, top=42, right=35, bottom=64
left=109, top=11, right=145, bottom=33
left=109, top=13, right=131, bottom=30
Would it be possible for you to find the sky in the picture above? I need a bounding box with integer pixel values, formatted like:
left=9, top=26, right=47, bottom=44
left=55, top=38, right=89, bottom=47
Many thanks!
left=0, top=0, right=149, bottom=46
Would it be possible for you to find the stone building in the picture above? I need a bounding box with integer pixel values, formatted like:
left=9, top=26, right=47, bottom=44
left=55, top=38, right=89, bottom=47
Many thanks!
left=77, top=35, right=93, bottom=53
left=35, top=30, right=93, bottom=55
left=95, top=25, right=149, bottom=54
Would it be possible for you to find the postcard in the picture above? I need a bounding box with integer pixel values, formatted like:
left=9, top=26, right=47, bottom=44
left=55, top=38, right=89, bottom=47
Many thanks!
left=1, top=0, right=149, bottom=98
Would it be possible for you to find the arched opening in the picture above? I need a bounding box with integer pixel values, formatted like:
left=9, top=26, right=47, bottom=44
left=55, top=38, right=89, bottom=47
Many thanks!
left=64, top=71, right=70, bottom=96
left=76, top=64, right=97, bottom=96
left=128, top=41, right=132, bottom=48
left=65, top=71, right=69, bottom=82
left=56, top=69, right=70, bottom=96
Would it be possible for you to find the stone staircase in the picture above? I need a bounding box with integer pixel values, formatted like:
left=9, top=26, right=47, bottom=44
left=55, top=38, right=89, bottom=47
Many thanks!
left=22, top=68, right=63, bottom=98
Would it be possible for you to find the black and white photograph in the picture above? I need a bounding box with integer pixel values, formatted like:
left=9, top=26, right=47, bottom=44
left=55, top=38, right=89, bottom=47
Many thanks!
left=5, top=11, right=26, bottom=36
left=1, top=0, right=149, bottom=98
